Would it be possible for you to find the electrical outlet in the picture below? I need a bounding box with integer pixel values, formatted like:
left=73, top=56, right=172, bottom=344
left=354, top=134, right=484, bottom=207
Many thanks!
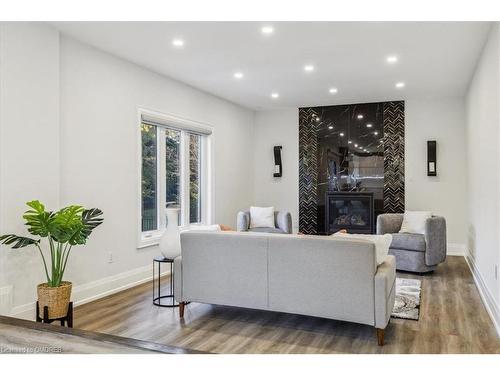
left=108, top=252, right=113, bottom=264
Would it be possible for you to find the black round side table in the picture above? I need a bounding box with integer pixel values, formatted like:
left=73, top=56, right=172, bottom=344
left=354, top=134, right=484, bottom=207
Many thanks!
left=153, top=256, right=178, bottom=307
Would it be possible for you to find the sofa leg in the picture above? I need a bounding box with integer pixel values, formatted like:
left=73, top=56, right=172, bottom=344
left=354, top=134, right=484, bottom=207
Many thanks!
left=376, top=328, right=385, bottom=346
left=179, top=302, right=185, bottom=318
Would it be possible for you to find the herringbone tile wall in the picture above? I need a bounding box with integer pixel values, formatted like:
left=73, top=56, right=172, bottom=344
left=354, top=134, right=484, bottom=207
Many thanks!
left=298, top=107, right=320, bottom=234
left=383, top=101, right=405, bottom=213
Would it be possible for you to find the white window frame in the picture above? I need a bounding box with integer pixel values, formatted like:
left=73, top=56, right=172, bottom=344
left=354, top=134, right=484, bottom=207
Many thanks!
left=137, top=107, right=215, bottom=248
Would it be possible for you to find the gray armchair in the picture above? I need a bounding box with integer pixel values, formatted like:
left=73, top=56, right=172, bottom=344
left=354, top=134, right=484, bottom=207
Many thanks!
left=377, top=213, right=446, bottom=273
left=237, top=210, right=292, bottom=234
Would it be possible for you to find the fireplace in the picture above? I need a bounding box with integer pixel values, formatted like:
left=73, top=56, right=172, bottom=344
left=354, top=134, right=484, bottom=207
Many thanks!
left=325, top=192, right=374, bottom=234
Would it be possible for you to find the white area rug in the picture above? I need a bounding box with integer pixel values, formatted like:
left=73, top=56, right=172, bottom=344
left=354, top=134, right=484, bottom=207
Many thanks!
left=391, top=278, right=421, bottom=321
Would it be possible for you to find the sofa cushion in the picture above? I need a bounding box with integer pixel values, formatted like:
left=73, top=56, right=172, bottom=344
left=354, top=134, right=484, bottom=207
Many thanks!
left=330, top=232, right=392, bottom=265
left=390, top=233, right=426, bottom=252
left=248, top=227, right=284, bottom=234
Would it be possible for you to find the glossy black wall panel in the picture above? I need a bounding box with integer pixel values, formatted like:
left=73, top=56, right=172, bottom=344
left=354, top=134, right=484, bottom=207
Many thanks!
left=299, top=101, right=405, bottom=234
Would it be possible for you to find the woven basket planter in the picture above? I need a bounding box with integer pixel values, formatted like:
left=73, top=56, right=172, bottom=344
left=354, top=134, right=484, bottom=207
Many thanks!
left=37, top=281, right=72, bottom=319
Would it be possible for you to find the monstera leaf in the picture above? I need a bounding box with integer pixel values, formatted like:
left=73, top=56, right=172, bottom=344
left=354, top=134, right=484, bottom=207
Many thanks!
left=52, top=205, right=85, bottom=243
left=22, top=200, right=56, bottom=237
left=69, top=208, right=103, bottom=245
left=0, top=234, right=40, bottom=249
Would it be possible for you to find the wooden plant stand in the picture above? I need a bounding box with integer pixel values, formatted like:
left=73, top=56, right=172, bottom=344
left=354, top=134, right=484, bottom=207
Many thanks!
left=36, top=301, right=73, bottom=328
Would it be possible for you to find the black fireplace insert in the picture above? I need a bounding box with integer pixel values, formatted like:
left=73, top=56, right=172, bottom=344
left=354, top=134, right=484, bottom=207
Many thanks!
left=325, top=192, right=374, bottom=234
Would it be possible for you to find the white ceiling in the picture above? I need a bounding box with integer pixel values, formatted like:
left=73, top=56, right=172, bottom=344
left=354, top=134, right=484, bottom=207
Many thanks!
left=51, top=22, right=491, bottom=110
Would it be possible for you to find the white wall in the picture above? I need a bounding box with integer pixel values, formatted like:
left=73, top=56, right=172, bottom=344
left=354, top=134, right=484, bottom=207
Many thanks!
left=253, top=109, right=299, bottom=231
left=0, top=23, right=60, bottom=313
left=0, top=23, right=255, bottom=314
left=59, top=35, right=255, bottom=290
left=405, top=98, right=467, bottom=250
left=465, top=23, right=500, bottom=330
left=253, top=100, right=467, bottom=248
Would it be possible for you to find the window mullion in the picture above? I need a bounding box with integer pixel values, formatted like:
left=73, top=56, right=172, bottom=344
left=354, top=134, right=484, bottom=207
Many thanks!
left=180, top=131, right=190, bottom=227
left=200, top=136, right=207, bottom=224
left=158, top=127, right=167, bottom=231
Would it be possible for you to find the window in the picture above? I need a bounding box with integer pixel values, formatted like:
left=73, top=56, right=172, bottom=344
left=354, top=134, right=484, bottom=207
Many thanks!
left=189, top=134, right=202, bottom=224
left=141, top=124, right=158, bottom=232
left=139, top=110, right=212, bottom=246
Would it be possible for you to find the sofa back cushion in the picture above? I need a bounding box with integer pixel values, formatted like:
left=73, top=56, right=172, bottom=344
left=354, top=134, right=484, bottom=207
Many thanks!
left=330, top=232, right=392, bottom=265
left=181, top=231, right=269, bottom=309
left=267, top=235, right=376, bottom=326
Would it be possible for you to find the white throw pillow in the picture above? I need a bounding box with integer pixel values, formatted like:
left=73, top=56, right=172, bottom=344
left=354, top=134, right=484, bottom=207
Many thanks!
left=331, top=232, right=392, bottom=265
left=250, top=206, right=275, bottom=229
left=399, top=211, right=432, bottom=234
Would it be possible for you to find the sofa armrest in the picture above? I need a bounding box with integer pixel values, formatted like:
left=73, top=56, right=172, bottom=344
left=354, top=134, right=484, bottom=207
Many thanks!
left=237, top=211, right=250, bottom=231
left=174, top=256, right=183, bottom=303
left=376, top=213, right=403, bottom=234
left=424, top=216, right=447, bottom=266
left=374, top=255, right=396, bottom=329
left=276, top=211, right=292, bottom=234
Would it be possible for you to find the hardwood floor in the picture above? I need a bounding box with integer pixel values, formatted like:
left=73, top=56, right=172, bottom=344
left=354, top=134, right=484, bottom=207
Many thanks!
left=74, top=256, right=500, bottom=354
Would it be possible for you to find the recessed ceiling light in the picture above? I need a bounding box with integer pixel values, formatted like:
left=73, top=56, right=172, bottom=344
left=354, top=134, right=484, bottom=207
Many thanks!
left=329, top=88, right=338, bottom=94
left=354, top=144, right=358, bottom=147
left=316, top=117, right=321, bottom=122
left=271, top=92, right=279, bottom=99
left=357, top=114, right=364, bottom=119
left=172, top=39, right=184, bottom=47
left=380, top=139, right=384, bottom=143
left=395, top=82, right=405, bottom=89
left=339, top=132, right=345, bottom=137
left=348, top=140, right=352, bottom=144
left=358, top=146, right=363, bottom=149
left=233, top=72, right=244, bottom=79
left=366, top=123, right=373, bottom=128
left=374, top=131, right=379, bottom=135
left=261, top=26, right=274, bottom=35
left=304, top=65, right=315, bottom=72
left=328, top=126, right=333, bottom=130
left=386, top=55, right=398, bottom=64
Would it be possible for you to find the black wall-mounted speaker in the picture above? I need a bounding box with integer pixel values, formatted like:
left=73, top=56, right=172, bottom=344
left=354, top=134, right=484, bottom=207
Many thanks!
left=273, top=146, right=283, bottom=177
left=427, top=140, right=437, bottom=176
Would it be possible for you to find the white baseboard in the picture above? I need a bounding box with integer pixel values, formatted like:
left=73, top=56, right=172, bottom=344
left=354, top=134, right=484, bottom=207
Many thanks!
left=11, top=264, right=170, bottom=320
left=464, top=253, right=500, bottom=337
left=0, top=285, right=13, bottom=315
left=447, top=243, right=466, bottom=256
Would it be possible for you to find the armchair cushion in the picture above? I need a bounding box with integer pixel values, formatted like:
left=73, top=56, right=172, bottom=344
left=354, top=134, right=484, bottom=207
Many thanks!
left=249, top=227, right=285, bottom=234
left=237, top=209, right=292, bottom=234
left=275, top=211, right=292, bottom=234
left=237, top=211, right=250, bottom=231
left=390, top=233, right=426, bottom=252
left=424, top=216, right=447, bottom=265
left=376, top=213, right=403, bottom=235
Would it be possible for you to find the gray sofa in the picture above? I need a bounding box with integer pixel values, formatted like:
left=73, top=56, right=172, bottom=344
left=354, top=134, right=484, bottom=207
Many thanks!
left=377, top=213, right=447, bottom=273
left=174, top=231, right=396, bottom=345
left=236, top=210, right=292, bottom=234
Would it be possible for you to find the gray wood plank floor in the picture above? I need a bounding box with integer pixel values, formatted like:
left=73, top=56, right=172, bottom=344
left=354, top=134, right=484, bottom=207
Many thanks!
left=74, top=256, right=500, bottom=354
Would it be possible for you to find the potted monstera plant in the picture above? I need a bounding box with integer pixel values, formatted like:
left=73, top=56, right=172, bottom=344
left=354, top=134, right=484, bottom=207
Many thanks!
left=0, top=200, right=103, bottom=319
